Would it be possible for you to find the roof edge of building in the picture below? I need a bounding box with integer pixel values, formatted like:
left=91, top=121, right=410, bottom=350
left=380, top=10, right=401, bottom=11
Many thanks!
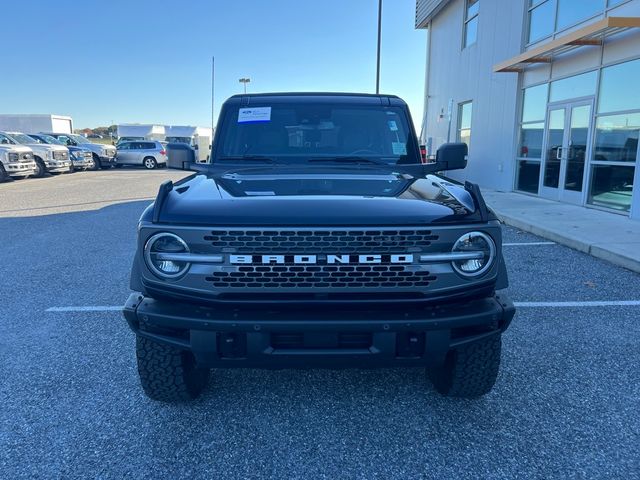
left=415, top=0, right=452, bottom=28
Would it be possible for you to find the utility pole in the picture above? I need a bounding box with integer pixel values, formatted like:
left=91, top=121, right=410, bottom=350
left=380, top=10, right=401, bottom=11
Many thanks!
left=211, top=56, right=215, bottom=131
left=239, top=77, right=251, bottom=94
left=376, top=0, right=382, bottom=94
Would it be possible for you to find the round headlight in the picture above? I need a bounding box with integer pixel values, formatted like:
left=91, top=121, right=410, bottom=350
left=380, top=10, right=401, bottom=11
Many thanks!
left=451, top=231, right=496, bottom=277
left=144, top=233, right=190, bottom=279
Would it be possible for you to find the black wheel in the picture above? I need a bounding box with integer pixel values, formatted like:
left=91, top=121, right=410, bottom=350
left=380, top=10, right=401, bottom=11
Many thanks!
left=33, top=157, right=47, bottom=178
left=427, top=334, right=502, bottom=398
left=136, top=336, right=210, bottom=402
left=143, top=156, right=157, bottom=170
left=0, top=164, right=13, bottom=182
left=90, top=154, right=102, bottom=170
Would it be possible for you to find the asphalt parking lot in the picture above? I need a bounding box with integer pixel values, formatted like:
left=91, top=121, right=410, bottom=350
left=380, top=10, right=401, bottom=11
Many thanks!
left=1, top=171, right=639, bottom=479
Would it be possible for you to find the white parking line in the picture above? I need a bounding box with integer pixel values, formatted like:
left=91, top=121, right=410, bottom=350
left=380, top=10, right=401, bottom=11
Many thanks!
left=503, top=242, right=556, bottom=246
left=514, top=300, right=640, bottom=308
left=46, top=306, right=123, bottom=312
left=46, top=300, right=640, bottom=312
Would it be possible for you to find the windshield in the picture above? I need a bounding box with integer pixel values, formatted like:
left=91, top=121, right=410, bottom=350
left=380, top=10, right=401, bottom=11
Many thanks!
left=0, top=133, right=18, bottom=145
left=9, top=133, right=38, bottom=144
left=166, top=136, right=192, bottom=144
left=31, top=134, right=64, bottom=145
left=69, top=134, right=90, bottom=144
left=215, top=103, right=419, bottom=164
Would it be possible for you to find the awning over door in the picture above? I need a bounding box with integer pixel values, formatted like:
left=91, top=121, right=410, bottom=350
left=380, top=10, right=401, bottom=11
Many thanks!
left=494, top=17, right=640, bottom=73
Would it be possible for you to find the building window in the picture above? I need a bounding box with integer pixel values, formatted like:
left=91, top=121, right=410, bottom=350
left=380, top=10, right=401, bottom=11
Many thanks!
left=597, top=58, right=640, bottom=113
left=549, top=70, right=598, bottom=103
left=556, top=0, right=601, bottom=31
left=463, top=0, right=479, bottom=48
left=527, top=0, right=624, bottom=45
left=588, top=58, right=640, bottom=212
left=528, top=0, right=555, bottom=43
left=457, top=102, right=473, bottom=147
left=516, top=84, right=549, bottom=193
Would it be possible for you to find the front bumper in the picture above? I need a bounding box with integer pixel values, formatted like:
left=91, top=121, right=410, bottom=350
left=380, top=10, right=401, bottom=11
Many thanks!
left=123, top=292, right=515, bottom=368
left=99, top=155, right=116, bottom=165
left=5, top=161, right=36, bottom=177
left=45, top=160, right=72, bottom=172
left=72, top=158, right=93, bottom=169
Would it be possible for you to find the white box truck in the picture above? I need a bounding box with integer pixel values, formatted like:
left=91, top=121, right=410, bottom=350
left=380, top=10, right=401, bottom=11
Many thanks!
left=164, top=125, right=213, bottom=162
left=116, top=124, right=166, bottom=144
left=0, top=114, right=73, bottom=135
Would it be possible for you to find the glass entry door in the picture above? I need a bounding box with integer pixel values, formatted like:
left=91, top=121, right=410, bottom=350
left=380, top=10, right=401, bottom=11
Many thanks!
left=540, top=100, right=593, bottom=204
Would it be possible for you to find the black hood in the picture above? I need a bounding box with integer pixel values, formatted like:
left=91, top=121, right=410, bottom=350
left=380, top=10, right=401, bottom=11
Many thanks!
left=153, top=169, right=483, bottom=226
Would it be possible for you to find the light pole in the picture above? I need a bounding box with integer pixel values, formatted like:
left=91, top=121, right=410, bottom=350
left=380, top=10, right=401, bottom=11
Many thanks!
left=239, top=77, right=251, bottom=94
left=375, top=0, right=382, bottom=94
left=211, top=56, right=215, bottom=131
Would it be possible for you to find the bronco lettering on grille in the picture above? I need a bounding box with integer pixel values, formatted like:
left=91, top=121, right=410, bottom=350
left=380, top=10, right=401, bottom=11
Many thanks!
left=229, top=254, right=414, bottom=265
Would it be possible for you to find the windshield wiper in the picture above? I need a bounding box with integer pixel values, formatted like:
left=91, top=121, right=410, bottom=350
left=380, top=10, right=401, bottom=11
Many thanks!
left=308, top=156, right=391, bottom=166
left=217, top=155, right=275, bottom=163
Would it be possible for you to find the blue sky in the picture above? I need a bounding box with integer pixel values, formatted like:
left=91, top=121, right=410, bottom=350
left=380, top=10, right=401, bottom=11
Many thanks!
left=2, top=0, right=426, bottom=130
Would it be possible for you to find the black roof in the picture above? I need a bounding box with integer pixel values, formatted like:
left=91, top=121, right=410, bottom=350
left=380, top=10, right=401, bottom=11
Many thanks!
left=224, top=92, right=407, bottom=106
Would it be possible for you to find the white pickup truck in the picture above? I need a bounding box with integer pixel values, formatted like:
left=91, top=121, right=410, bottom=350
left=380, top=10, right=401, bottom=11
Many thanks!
left=0, top=131, right=71, bottom=177
left=44, top=133, right=117, bottom=169
left=0, top=141, right=36, bottom=181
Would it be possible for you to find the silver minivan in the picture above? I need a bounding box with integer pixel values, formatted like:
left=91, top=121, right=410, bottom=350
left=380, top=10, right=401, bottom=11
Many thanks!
left=115, top=141, right=167, bottom=169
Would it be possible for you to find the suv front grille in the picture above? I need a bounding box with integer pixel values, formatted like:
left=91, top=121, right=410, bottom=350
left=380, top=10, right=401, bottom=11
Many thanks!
left=205, top=264, right=436, bottom=289
left=204, top=229, right=439, bottom=254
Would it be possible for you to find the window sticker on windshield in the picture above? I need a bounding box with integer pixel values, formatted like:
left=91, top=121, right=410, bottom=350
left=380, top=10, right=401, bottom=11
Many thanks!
left=387, top=120, right=398, bottom=131
left=391, top=142, right=407, bottom=155
left=238, top=107, right=271, bottom=123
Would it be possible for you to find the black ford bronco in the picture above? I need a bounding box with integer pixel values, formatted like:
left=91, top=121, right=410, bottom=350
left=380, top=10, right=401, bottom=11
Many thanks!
left=123, top=93, right=515, bottom=402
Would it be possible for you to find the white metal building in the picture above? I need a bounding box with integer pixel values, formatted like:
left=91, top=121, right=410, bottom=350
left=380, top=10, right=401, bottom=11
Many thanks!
left=416, top=0, right=640, bottom=220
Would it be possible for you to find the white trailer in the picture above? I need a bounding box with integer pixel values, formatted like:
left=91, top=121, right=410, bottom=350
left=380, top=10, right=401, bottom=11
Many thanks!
left=164, top=126, right=213, bottom=161
left=0, top=114, right=73, bottom=134
left=116, top=124, right=166, bottom=143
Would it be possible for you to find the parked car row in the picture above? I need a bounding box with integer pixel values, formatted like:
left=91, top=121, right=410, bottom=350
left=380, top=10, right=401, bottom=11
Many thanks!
left=0, top=132, right=168, bottom=182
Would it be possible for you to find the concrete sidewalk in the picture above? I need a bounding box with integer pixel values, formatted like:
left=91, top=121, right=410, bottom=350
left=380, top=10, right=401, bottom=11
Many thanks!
left=482, top=190, right=640, bottom=274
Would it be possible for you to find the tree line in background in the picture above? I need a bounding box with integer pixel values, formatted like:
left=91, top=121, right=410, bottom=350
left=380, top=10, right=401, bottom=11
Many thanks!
left=75, top=125, right=117, bottom=137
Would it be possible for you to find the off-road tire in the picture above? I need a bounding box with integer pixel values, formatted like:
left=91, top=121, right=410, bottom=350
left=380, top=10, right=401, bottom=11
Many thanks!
left=143, top=156, right=157, bottom=169
left=136, top=336, right=210, bottom=402
left=427, top=334, right=501, bottom=398
left=33, top=157, right=47, bottom=178
left=0, top=164, right=12, bottom=182
left=91, top=154, right=102, bottom=170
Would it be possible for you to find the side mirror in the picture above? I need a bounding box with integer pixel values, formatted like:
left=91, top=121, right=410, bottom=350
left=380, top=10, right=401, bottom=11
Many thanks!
left=435, top=143, right=468, bottom=171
